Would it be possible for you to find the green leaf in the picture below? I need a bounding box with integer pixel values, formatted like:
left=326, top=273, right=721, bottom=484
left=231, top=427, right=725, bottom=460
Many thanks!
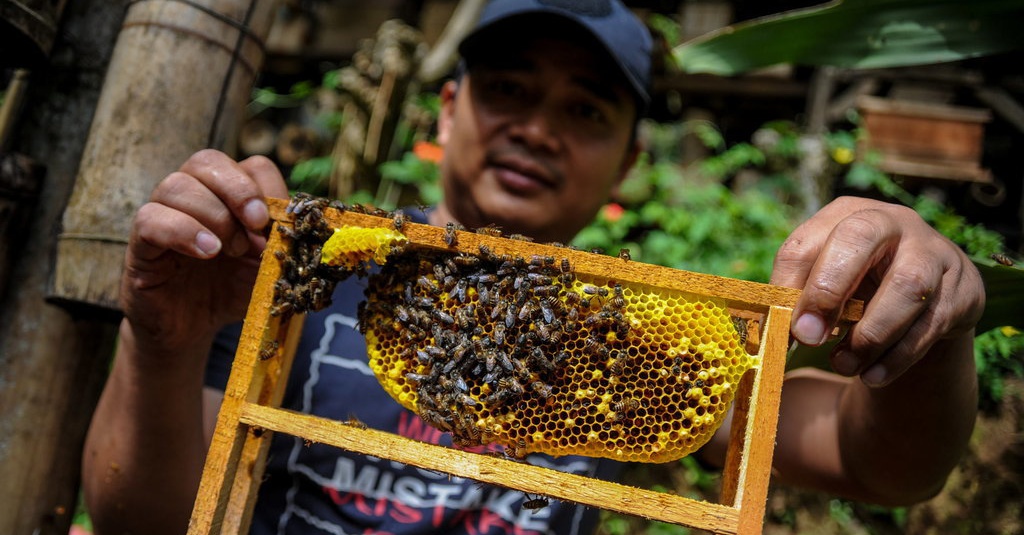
left=973, top=259, right=1024, bottom=332
left=674, top=0, right=1024, bottom=75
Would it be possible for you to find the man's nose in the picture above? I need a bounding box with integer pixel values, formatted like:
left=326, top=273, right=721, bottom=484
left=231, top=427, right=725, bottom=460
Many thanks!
left=508, top=105, right=560, bottom=152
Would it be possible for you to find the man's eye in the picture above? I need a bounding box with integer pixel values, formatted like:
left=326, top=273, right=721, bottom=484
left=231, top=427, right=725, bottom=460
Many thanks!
left=486, top=79, right=524, bottom=98
left=570, top=103, right=606, bottom=124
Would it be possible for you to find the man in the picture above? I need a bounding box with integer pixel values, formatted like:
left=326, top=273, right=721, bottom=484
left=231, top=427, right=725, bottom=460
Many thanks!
left=82, top=0, right=984, bottom=534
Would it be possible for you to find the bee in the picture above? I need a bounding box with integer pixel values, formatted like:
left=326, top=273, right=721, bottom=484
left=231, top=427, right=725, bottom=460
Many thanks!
left=533, top=285, right=560, bottom=298
left=608, top=354, right=629, bottom=376
left=530, top=381, right=553, bottom=400
left=991, top=253, right=1015, bottom=266
left=392, top=212, right=406, bottom=231
left=731, top=316, right=749, bottom=346
left=475, top=225, right=503, bottom=237
left=508, top=233, right=534, bottom=242
left=527, top=273, right=552, bottom=285
left=538, top=298, right=558, bottom=324
left=417, top=276, right=441, bottom=295
left=564, top=291, right=581, bottom=306
left=444, top=222, right=459, bottom=247
left=412, top=296, right=435, bottom=308
left=269, top=301, right=293, bottom=317
left=610, top=284, right=625, bottom=309
left=344, top=416, right=368, bottom=430
left=535, top=322, right=561, bottom=342
left=494, top=323, right=507, bottom=346
left=505, top=306, right=517, bottom=329
left=404, top=372, right=431, bottom=385
left=453, top=254, right=480, bottom=267
left=612, top=398, right=641, bottom=414
left=522, top=495, right=550, bottom=511
left=530, top=347, right=555, bottom=372
left=253, top=338, right=274, bottom=358
left=618, top=248, right=631, bottom=261
left=518, top=301, right=538, bottom=321
left=421, top=409, right=452, bottom=431
left=497, top=376, right=524, bottom=395
left=560, top=258, right=571, bottom=273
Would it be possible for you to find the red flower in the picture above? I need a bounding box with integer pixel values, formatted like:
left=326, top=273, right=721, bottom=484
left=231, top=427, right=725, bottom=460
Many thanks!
left=602, top=203, right=624, bottom=222
left=413, top=141, right=444, bottom=163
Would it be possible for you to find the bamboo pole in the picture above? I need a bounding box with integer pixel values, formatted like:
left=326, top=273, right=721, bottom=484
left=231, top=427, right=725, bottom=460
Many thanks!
left=0, top=3, right=124, bottom=534
left=50, top=0, right=280, bottom=311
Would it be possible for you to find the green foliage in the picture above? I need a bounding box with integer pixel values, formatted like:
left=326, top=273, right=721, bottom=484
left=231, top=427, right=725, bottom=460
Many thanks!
left=572, top=122, right=799, bottom=283
left=375, top=151, right=442, bottom=210
left=248, top=80, right=316, bottom=115
left=289, top=156, right=334, bottom=195
left=673, top=0, right=1024, bottom=75
left=974, top=327, right=1024, bottom=411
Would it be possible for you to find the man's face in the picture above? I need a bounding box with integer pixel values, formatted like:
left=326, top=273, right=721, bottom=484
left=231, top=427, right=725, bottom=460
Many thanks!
left=435, top=34, right=639, bottom=243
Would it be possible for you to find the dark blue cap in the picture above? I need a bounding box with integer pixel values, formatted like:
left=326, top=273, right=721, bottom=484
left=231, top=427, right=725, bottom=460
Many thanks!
left=459, top=0, right=653, bottom=111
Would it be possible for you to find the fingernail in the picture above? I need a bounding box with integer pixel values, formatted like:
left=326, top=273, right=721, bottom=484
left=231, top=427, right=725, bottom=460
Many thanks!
left=862, top=364, right=887, bottom=387
left=793, top=313, right=827, bottom=346
left=196, top=230, right=221, bottom=256
left=242, top=199, right=268, bottom=229
left=832, top=349, right=859, bottom=376
left=228, top=231, right=249, bottom=256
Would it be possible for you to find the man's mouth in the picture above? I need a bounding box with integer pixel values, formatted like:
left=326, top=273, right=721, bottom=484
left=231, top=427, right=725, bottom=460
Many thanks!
left=489, top=152, right=560, bottom=194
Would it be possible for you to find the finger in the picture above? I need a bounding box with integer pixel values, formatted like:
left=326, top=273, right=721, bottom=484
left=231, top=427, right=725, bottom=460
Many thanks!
left=830, top=248, right=941, bottom=376
left=237, top=155, right=288, bottom=256
left=789, top=209, right=900, bottom=346
left=240, top=155, right=288, bottom=200
left=179, top=149, right=276, bottom=232
left=131, top=201, right=222, bottom=262
left=840, top=296, right=942, bottom=388
left=151, top=170, right=251, bottom=257
left=850, top=253, right=983, bottom=387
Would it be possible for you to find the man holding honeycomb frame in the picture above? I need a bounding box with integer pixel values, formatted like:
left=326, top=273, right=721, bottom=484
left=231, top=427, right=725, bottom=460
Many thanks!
left=82, top=0, right=984, bottom=534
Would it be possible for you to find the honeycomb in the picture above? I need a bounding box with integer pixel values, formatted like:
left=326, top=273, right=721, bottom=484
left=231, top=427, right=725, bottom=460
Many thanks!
left=320, top=226, right=760, bottom=464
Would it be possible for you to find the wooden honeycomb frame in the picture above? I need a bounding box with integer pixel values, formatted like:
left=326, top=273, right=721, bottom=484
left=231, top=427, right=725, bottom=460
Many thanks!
left=187, top=198, right=863, bottom=535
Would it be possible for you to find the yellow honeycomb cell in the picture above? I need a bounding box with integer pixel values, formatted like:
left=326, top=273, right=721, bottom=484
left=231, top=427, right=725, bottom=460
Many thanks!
left=357, top=246, right=759, bottom=463
left=320, top=226, right=408, bottom=268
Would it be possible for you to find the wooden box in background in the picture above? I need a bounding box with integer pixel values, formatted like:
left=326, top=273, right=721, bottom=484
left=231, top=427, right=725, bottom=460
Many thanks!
left=857, top=95, right=992, bottom=183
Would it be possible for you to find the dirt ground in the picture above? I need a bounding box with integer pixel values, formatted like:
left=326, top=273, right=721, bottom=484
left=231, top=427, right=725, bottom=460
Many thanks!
left=599, top=378, right=1024, bottom=535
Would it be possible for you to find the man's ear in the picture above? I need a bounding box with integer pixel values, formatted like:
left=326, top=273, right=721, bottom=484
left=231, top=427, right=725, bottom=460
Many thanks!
left=437, top=80, right=459, bottom=145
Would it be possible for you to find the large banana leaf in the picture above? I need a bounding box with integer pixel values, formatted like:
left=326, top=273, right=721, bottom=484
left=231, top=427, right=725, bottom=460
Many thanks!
left=974, top=257, right=1024, bottom=332
left=674, top=0, right=1024, bottom=75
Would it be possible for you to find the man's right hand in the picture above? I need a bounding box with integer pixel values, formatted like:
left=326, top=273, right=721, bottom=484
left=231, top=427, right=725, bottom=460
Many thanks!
left=120, top=149, right=289, bottom=360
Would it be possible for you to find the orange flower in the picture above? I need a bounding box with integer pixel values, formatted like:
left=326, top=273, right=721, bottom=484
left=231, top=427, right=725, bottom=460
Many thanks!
left=413, top=140, right=444, bottom=163
left=602, top=203, right=624, bottom=222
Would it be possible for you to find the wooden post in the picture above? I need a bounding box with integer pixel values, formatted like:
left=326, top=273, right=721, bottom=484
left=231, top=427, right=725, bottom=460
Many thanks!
left=49, top=0, right=280, bottom=311
left=0, top=3, right=126, bottom=534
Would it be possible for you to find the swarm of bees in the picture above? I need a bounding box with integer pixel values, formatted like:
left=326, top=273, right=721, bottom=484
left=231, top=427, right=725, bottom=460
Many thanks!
left=357, top=247, right=756, bottom=463
left=272, top=195, right=758, bottom=463
left=271, top=193, right=355, bottom=317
